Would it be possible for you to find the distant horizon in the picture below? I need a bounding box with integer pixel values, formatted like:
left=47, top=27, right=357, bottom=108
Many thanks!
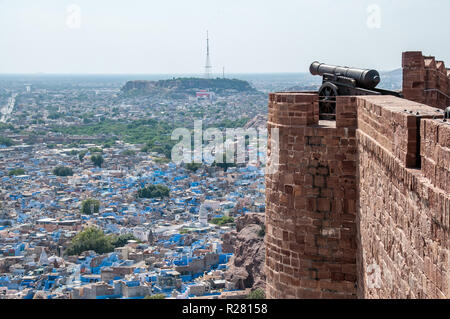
left=1, top=0, right=448, bottom=74
left=0, top=68, right=402, bottom=77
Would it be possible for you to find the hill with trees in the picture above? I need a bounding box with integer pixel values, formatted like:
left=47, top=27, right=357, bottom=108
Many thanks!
left=121, top=77, right=258, bottom=96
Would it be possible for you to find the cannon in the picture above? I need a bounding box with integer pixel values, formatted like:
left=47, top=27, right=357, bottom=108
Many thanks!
left=310, top=61, right=402, bottom=119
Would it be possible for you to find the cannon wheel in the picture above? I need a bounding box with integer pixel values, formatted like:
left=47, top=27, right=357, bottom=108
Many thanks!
left=319, top=82, right=338, bottom=120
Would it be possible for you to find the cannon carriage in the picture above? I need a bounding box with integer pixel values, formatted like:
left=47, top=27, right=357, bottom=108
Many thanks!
left=310, top=61, right=402, bottom=120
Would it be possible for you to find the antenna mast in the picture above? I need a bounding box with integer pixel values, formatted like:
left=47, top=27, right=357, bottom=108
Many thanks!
left=204, top=31, right=212, bottom=79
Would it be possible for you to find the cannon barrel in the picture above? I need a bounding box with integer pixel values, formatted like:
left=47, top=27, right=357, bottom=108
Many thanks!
left=310, top=61, right=381, bottom=89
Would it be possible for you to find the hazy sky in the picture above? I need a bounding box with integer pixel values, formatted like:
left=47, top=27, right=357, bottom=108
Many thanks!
left=1, top=0, right=449, bottom=74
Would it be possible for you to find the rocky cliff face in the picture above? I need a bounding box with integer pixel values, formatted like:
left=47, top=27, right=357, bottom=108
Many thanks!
left=243, top=114, right=267, bottom=130
left=223, top=213, right=265, bottom=291
left=121, top=80, right=156, bottom=92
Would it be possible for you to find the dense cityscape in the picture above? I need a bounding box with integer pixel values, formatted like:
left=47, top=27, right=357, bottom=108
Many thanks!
left=0, top=74, right=254, bottom=298
left=0, top=65, right=404, bottom=299
left=0, top=73, right=300, bottom=299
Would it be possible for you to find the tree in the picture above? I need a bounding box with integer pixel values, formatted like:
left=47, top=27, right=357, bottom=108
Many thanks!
left=247, top=289, right=265, bottom=299
left=186, top=163, right=201, bottom=172
left=212, top=154, right=236, bottom=172
left=65, top=227, right=114, bottom=256
left=49, top=118, right=176, bottom=159
left=88, top=147, right=103, bottom=154
left=102, top=141, right=115, bottom=149
left=81, top=198, right=100, bottom=215
left=257, top=225, right=265, bottom=237
left=121, top=150, right=136, bottom=156
left=78, top=150, right=87, bottom=162
left=137, top=184, right=170, bottom=199
left=8, top=168, right=25, bottom=176
left=53, top=166, right=74, bottom=177
left=91, top=154, right=104, bottom=168
left=210, top=216, right=234, bottom=226
left=110, top=234, right=139, bottom=248
left=0, top=136, right=14, bottom=147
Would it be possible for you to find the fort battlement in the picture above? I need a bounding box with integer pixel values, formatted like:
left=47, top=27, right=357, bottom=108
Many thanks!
left=403, top=51, right=450, bottom=109
left=265, top=92, right=449, bottom=298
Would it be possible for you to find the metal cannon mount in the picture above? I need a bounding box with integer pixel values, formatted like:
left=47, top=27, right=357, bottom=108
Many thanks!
left=310, top=61, right=402, bottom=120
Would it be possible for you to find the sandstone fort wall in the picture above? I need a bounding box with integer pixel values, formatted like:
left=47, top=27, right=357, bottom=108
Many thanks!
left=265, top=92, right=449, bottom=298
left=403, top=51, right=450, bottom=109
